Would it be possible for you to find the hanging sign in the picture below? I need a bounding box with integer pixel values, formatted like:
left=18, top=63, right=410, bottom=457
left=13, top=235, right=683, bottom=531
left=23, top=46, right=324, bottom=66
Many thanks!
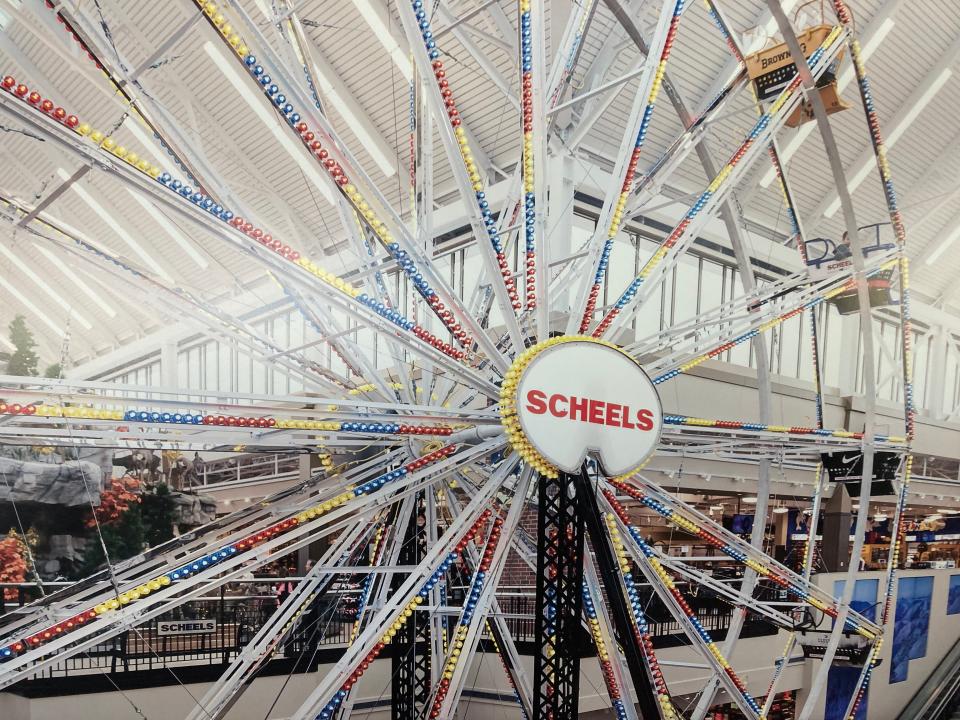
left=511, top=338, right=662, bottom=476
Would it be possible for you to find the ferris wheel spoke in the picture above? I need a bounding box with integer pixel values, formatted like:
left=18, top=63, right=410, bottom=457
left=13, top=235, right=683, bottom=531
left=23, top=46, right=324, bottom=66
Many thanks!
left=442, top=460, right=536, bottom=714
left=167, top=4, right=416, bottom=401
left=600, top=491, right=764, bottom=720
left=622, top=256, right=823, bottom=359
left=482, top=0, right=603, bottom=345
left=603, top=476, right=880, bottom=636
left=397, top=2, right=529, bottom=354
left=652, top=551, right=799, bottom=629
left=269, top=277, right=369, bottom=384
left=640, top=251, right=898, bottom=383
left=70, top=0, right=493, bottom=376
left=591, top=26, right=848, bottom=341
left=0, top=440, right=507, bottom=689
left=0, top=449, right=414, bottom=687
left=0, top=91, right=500, bottom=390
left=565, top=0, right=689, bottom=336
left=0, top=376, right=500, bottom=421
left=579, top=556, right=642, bottom=720
left=196, top=1, right=504, bottom=370
left=661, top=417, right=907, bottom=453
left=1, top=205, right=354, bottom=395
left=0, top=393, right=500, bottom=454
left=287, top=453, right=519, bottom=720
left=425, top=467, right=532, bottom=718
left=624, top=73, right=752, bottom=220
left=184, top=517, right=379, bottom=720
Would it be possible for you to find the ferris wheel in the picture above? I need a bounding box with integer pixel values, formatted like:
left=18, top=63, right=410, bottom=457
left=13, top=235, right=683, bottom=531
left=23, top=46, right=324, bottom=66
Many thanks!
left=0, top=0, right=914, bottom=719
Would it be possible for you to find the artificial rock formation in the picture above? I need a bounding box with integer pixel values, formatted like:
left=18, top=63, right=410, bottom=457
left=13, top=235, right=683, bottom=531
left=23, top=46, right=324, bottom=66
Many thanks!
left=0, top=456, right=105, bottom=507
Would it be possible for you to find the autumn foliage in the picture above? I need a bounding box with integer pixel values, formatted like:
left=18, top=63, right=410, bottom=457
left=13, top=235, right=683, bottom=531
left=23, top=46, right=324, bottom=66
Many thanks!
left=0, top=530, right=28, bottom=601
left=85, top=476, right=141, bottom=528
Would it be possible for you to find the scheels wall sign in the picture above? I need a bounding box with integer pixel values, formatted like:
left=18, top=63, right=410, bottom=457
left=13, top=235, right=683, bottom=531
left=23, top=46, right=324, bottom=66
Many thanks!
left=505, top=338, right=662, bottom=476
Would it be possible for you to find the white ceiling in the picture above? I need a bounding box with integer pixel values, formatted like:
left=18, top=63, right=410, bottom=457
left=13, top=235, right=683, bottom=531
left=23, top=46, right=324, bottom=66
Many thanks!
left=0, top=0, right=957, bottom=365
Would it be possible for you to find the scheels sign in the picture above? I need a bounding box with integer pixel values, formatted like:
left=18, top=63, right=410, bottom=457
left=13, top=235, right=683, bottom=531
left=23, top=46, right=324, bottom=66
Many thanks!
left=524, top=390, right=656, bottom=431
left=157, top=620, right=217, bottom=636
left=515, top=340, right=662, bottom=476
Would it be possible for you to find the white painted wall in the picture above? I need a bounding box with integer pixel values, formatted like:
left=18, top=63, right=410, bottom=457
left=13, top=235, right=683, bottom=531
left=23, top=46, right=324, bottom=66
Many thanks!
left=0, top=633, right=801, bottom=720
left=801, top=568, right=960, bottom=719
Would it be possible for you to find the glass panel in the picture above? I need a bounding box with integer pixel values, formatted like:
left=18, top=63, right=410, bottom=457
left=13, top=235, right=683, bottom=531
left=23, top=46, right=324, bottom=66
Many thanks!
left=779, top=313, right=801, bottom=379
left=219, top=342, right=233, bottom=393
left=699, top=257, right=724, bottom=316
left=603, top=232, right=635, bottom=317
left=913, top=331, right=929, bottom=409
left=798, top=310, right=815, bottom=383
left=728, top=272, right=751, bottom=367
left=204, top=343, right=217, bottom=392
left=236, top=349, right=252, bottom=394
left=823, top=304, right=844, bottom=389
left=672, top=252, right=699, bottom=326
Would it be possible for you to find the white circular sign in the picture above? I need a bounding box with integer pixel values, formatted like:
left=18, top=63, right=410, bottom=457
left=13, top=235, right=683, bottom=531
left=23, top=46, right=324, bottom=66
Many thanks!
left=515, top=340, right=662, bottom=476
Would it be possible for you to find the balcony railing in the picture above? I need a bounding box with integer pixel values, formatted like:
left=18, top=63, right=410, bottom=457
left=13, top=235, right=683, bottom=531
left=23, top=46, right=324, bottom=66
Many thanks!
left=1, top=577, right=777, bottom=683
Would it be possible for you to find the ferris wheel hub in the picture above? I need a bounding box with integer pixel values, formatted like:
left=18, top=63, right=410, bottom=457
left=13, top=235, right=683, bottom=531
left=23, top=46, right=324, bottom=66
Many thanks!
left=500, top=336, right=662, bottom=477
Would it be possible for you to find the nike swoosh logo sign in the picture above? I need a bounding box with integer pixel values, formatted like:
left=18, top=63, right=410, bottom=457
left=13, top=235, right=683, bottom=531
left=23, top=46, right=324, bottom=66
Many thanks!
left=840, top=453, right=860, bottom=464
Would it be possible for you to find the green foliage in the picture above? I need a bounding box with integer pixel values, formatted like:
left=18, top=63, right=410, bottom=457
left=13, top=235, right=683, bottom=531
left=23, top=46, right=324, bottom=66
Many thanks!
left=78, top=505, right=145, bottom=577
left=44, top=363, right=62, bottom=379
left=76, top=484, right=177, bottom=578
left=6, top=315, right=38, bottom=377
left=141, top=484, right=176, bottom=547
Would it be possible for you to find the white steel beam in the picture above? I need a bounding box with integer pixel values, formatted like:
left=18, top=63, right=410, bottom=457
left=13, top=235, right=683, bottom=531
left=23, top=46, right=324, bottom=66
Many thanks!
left=808, top=36, right=960, bottom=223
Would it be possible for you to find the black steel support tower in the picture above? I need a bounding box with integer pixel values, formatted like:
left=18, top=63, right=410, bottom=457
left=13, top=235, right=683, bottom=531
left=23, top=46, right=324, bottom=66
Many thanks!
left=532, top=471, right=586, bottom=719
left=392, top=492, right=430, bottom=719
left=576, top=469, right=662, bottom=719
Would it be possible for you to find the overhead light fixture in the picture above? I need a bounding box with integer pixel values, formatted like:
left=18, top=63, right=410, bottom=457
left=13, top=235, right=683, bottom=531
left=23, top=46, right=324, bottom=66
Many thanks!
left=874, top=513, right=888, bottom=521
left=886, top=67, right=953, bottom=146
left=0, top=274, right=65, bottom=337
left=938, top=508, right=959, bottom=514
left=709, top=504, right=725, bottom=512
left=204, top=41, right=334, bottom=206
left=759, top=18, right=894, bottom=189
left=57, top=168, right=175, bottom=283
left=925, top=221, right=960, bottom=266
left=32, top=244, right=117, bottom=318
left=742, top=496, right=758, bottom=504
left=253, top=0, right=273, bottom=21
left=0, top=243, right=92, bottom=329
left=127, top=190, right=210, bottom=269
left=349, top=0, right=413, bottom=81
left=772, top=506, right=789, bottom=514
left=852, top=503, right=860, bottom=510
left=122, top=117, right=168, bottom=168
left=824, top=67, right=952, bottom=218
left=305, top=55, right=397, bottom=177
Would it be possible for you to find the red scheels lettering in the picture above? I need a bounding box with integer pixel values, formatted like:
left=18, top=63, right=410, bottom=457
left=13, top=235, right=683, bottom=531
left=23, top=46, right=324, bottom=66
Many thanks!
left=524, top=389, right=655, bottom=431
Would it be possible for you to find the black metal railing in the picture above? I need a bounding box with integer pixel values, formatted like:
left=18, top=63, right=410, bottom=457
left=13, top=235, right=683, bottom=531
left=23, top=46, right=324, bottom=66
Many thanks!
left=1, top=577, right=777, bottom=681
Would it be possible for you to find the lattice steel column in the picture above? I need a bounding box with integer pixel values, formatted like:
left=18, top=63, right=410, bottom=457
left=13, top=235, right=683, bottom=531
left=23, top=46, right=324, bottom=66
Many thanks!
left=576, top=470, right=662, bottom=719
left=532, top=472, right=586, bottom=719
left=392, top=491, right=431, bottom=719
